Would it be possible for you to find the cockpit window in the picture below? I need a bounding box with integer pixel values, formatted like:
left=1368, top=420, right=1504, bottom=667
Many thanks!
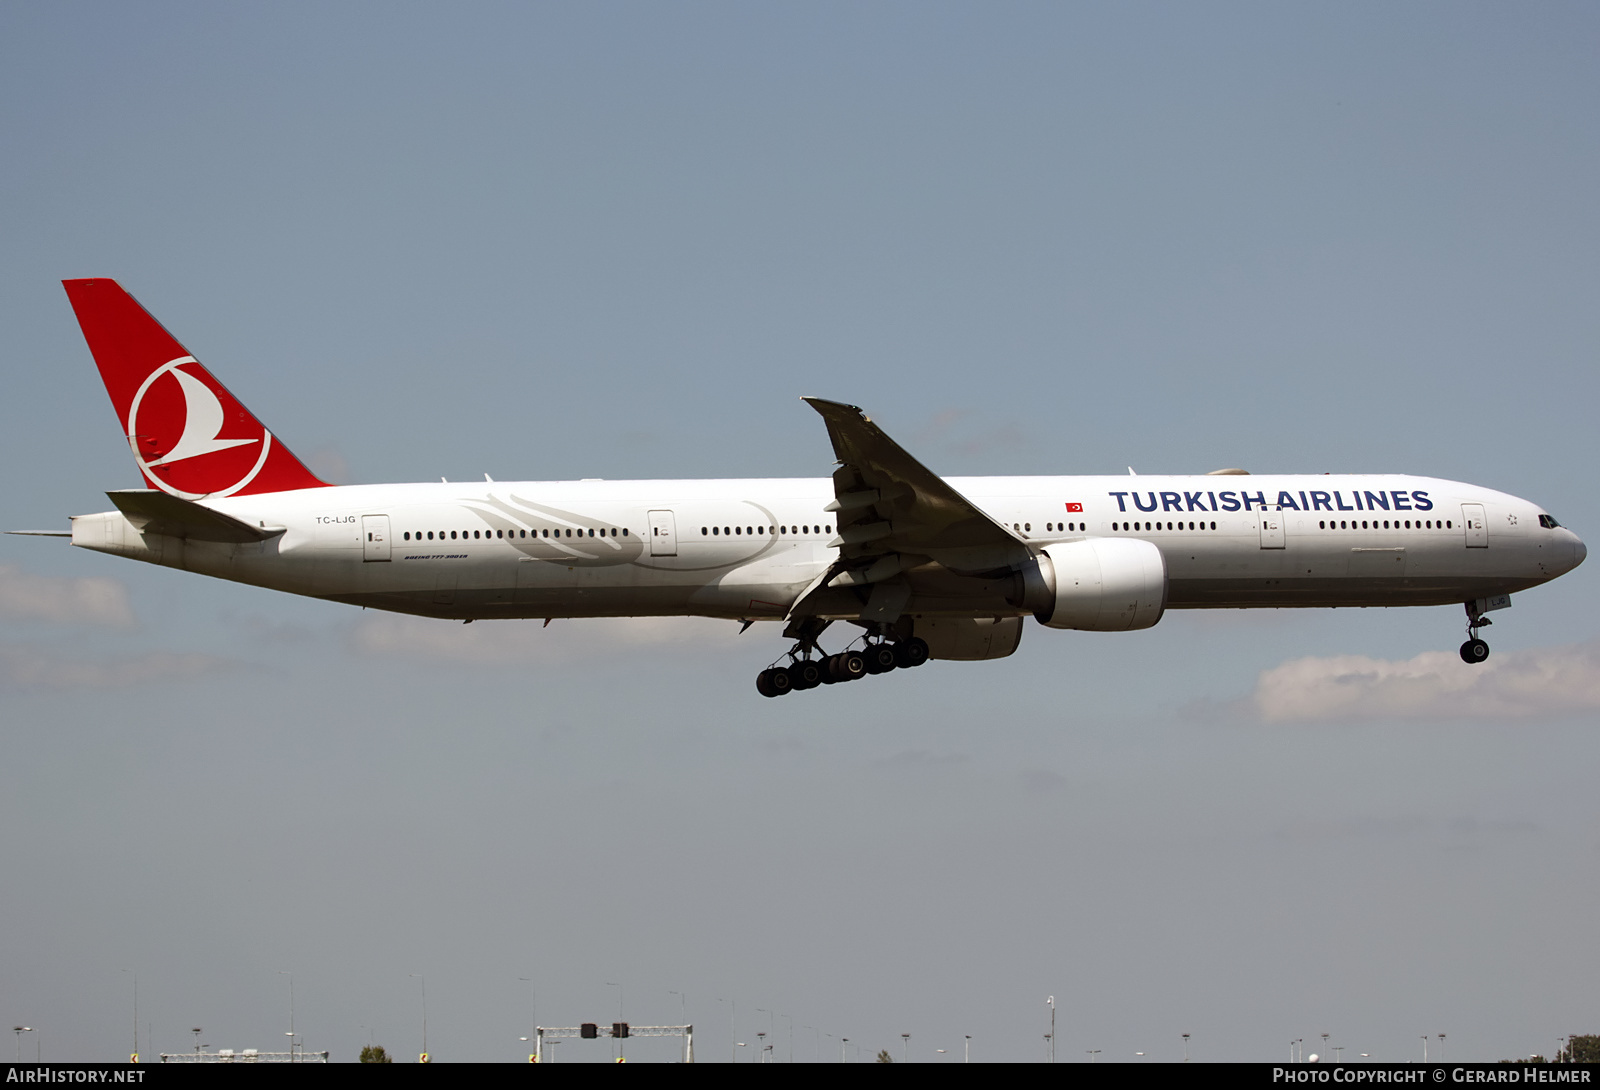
left=1540, top=514, right=1561, bottom=529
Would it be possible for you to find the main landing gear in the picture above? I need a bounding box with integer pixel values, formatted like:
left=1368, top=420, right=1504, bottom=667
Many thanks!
left=1459, top=601, right=1492, bottom=665
left=756, top=637, right=930, bottom=698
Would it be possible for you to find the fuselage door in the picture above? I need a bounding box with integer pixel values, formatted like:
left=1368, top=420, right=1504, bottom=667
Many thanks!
left=362, top=514, right=392, bottom=562
left=1462, top=503, right=1488, bottom=547
left=1258, top=506, right=1285, bottom=549
left=648, top=509, right=678, bottom=557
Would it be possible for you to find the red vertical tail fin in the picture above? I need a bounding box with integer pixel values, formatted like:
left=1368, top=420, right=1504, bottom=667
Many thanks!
left=63, top=279, right=329, bottom=498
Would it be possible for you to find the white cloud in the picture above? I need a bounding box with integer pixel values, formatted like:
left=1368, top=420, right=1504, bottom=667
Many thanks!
left=0, top=643, right=233, bottom=690
left=348, top=613, right=749, bottom=665
left=1253, top=639, right=1600, bottom=723
left=0, top=563, right=133, bottom=627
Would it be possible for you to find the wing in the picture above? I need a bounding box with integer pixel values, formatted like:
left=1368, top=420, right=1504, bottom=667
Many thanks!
left=789, top=398, right=1030, bottom=624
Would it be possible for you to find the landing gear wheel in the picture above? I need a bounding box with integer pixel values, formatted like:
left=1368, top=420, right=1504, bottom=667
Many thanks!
left=863, top=643, right=899, bottom=674
left=894, top=637, right=930, bottom=669
left=788, top=660, right=823, bottom=690
left=1459, top=638, right=1490, bottom=665
left=828, top=650, right=868, bottom=683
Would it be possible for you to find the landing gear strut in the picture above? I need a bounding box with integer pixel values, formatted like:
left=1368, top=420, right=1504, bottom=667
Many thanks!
left=1459, top=601, right=1492, bottom=665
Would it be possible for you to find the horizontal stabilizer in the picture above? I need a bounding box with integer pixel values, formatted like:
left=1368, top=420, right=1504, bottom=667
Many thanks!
left=106, top=490, right=285, bottom=543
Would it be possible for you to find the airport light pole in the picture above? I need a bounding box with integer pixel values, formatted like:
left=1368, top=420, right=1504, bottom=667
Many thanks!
left=121, top=969, right=137, bottom=1061
left=1183, top=1033, right=1191, bottom=1062
left=1048, top=996, right=1055, bottom=1063
left=520, top=977, right=536, bottom=1061
left=410, top=974, right=427, bottom=1061
left=607, top=983, right=623, bottom=1062
left=279, top=971, right=295, bottom=1060
left=13, top=1027, right=32, bottom=1062
left=715, top=997, right=734, bottom=1064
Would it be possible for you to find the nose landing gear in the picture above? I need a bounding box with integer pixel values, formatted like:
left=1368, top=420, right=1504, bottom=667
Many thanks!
left=1459, top=601, right=1492, bottom=665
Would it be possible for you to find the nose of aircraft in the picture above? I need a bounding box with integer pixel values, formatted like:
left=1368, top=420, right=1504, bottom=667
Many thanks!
left=1572, top=532, right=1587, bottom=570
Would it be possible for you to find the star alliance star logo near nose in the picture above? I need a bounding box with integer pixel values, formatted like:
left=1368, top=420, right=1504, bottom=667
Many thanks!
left=127, top=355, right=274, bottom=499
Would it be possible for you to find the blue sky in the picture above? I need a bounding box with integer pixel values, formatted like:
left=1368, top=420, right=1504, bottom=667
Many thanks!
left=2, top=2, right=1598, bottom=1062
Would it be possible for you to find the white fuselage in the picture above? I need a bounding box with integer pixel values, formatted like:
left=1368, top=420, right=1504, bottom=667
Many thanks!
left=70, top=473, right=1585, bottom=624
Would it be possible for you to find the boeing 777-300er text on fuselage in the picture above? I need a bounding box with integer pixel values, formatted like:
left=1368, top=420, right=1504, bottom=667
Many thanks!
left=18, top=280, right=1586, bottom=696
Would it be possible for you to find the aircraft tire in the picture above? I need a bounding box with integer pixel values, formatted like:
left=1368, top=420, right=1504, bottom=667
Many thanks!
left=894, top=637, right=930, bottom=669
left=789, top=660, right=824, bottom=690
left=829, top=651, right=867, bottom=683
left=1459, top=638, right=1490, bottom=665
left=863, top=644, right=899, bottom=674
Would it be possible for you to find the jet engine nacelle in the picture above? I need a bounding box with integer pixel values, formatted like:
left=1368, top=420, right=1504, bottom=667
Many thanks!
left=1015, top=537, right=1167, bottom=631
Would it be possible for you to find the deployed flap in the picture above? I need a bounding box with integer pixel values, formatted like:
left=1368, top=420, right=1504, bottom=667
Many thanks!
left=106, top=490, right=285, bottom=543
left=802, top=398, right=1025, bottom=573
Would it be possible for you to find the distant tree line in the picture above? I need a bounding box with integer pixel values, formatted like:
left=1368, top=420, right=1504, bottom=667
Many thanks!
left=1500, top=1035, right=1599, bottom=1064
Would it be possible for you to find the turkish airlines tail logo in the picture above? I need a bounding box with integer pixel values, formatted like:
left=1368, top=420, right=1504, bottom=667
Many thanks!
left=63, top=279, right=329, bottom=499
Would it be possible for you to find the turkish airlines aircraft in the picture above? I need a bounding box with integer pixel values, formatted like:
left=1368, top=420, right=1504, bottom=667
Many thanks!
left=26, top=279, right=1587, bottom=696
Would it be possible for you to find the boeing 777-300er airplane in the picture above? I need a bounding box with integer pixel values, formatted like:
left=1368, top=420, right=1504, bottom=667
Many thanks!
left=21, top=279, right=1586, bottom=696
